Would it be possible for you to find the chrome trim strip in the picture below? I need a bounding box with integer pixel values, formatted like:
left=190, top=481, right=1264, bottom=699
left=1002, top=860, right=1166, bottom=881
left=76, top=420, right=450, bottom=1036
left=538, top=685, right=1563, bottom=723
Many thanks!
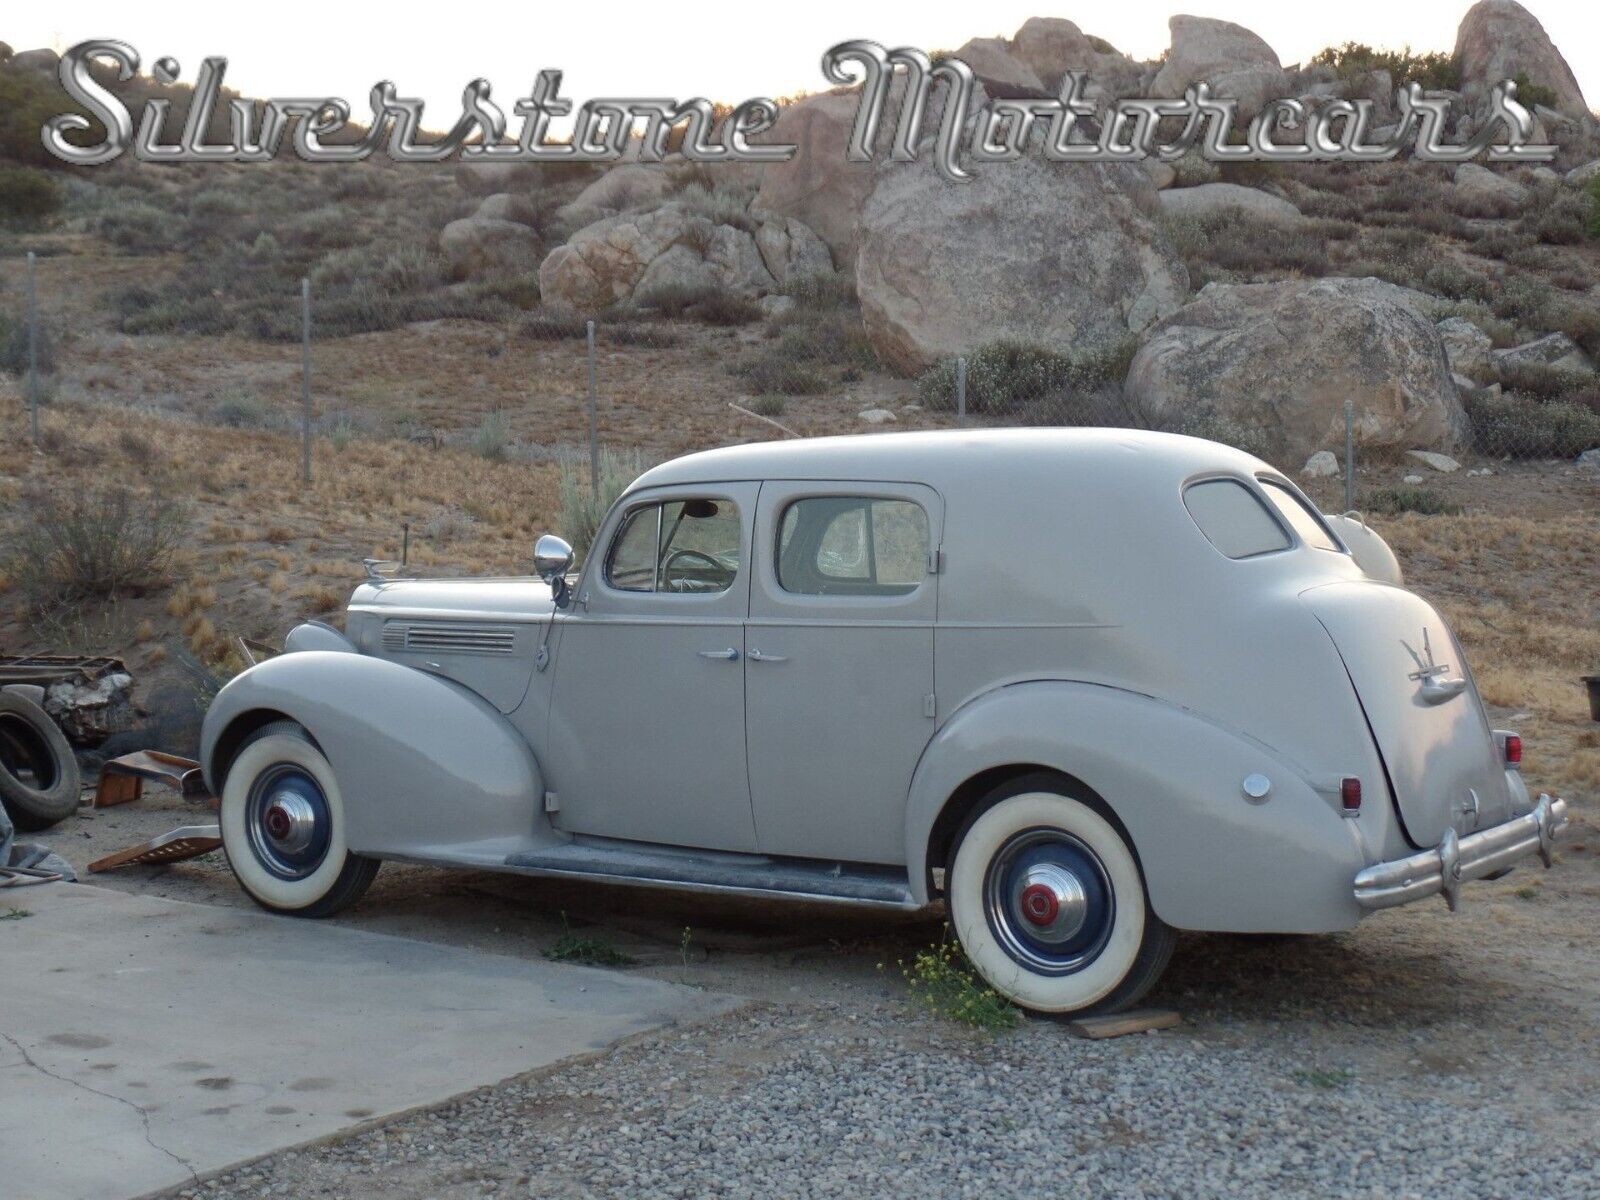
left=1354, top=794, right=1568, bottom=911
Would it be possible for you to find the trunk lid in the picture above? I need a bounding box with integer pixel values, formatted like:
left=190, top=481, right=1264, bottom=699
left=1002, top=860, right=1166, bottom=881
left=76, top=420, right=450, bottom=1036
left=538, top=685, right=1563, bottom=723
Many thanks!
left=1303, top=581, right=1511, bottom=847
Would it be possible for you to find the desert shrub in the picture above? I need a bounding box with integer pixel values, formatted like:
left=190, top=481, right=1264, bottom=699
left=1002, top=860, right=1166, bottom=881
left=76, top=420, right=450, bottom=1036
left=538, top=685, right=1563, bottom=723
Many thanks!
left=1497, top=361, right=1595, bottom=399
left=519, top=308, right=589, bottom=340
left=780, top=270, right=857, bottom=307
left=1587, top=178, right=1600, bottom=241
left=1296, top=189, right=1363, bottom=221
left=1518, top=183, right=1590, bottom=245
left=1511, top=72, right=1559, bottom=111
left=1550, top=304, right=1600, bottom=357
left=1470, top=225, right=1535, bottom=260
left=1432, top=301, right=1516, bottom=347
left=1465, top=391, right=1600, bottom=458
left=738, top=354, right=829, bottom=395
left=637, top=281, right=760, bottom=325
left=212, top=391, right=272, bottom=428
left=0, top=166, right=62, bottom=224
left=675, top=182, right=758, bottom=232
left=746, top=394, right=787, bottom=417
left=1309, top=43, right=1460, bottom=91
left=1421, top=261, right=1496, bottom=305
left=98, top=202, right=181, bottom=254
left=0, top=68, right=86, bottom=167
left=606, top=323, right=676, bottom=348
left=917, top=337, right=1136, bottom=418
left=1163, top=212, right=1329, bottom=282
left=0, top=313, right=56, bottom=376
left=1364, top=486, right=1463, bottom=516
left=472, top=411, right=513, bottom=461
left=1491, top=274, right=1556, bottom=324
left=558, top=448, right=643, bottom=561
left=1447, top=186, right=1522, bottom=220
left=5, top=485, right=189, bottom=606
left=899, top=936, right=1019, bottom=1031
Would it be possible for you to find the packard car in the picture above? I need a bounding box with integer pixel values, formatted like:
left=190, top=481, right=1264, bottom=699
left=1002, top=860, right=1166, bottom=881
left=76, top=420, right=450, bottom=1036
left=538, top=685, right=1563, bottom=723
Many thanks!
left=200, top=430, right=1566, bottom=1014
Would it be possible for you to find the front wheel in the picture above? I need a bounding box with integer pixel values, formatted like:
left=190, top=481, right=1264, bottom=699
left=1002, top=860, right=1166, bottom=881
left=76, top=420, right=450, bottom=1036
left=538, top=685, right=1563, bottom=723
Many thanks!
left=948, top=779, right=1176, bottom=1015
left=220, top=721, right=378, bottom=917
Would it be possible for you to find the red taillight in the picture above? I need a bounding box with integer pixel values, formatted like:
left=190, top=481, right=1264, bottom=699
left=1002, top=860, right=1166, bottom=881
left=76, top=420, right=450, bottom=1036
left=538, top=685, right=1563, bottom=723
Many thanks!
left=1340, top=777, right=1362, bottom=815
left=1504, top=735, right=1522, bottom=767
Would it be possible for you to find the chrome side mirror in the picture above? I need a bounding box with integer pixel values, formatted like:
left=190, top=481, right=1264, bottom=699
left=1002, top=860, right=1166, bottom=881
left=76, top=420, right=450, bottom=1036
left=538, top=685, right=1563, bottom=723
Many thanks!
left=534, top=534, right=574, bottom=582
left=534, top=534, right=575, bottom=607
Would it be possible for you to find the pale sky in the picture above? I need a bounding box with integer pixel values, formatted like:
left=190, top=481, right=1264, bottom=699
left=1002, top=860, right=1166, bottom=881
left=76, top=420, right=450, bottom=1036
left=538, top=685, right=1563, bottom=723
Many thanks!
left=6, top=2, right=1596, bottom=119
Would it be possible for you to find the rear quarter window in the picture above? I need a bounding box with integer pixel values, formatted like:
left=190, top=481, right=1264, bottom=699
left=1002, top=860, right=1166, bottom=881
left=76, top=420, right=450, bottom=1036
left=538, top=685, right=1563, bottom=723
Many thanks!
left=1258, top=478, right=1345, bottom=553
left=1183, top=479, right=1292, bottom=559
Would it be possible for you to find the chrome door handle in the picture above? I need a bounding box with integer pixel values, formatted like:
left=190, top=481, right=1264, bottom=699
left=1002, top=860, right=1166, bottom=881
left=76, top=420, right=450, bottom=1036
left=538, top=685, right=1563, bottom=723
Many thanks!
left=1420, top=675, right=1467, bottom=704
left=698, top=647, right=740, bottom=661
left=748, top=649, right=789, bottom=663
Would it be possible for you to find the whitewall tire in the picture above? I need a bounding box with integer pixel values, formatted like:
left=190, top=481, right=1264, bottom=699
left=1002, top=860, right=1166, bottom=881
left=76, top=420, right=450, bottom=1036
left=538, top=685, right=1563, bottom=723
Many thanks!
left=220, top=721, right=378, bottom=917
left=948, top=779, right=1176, bottom=1015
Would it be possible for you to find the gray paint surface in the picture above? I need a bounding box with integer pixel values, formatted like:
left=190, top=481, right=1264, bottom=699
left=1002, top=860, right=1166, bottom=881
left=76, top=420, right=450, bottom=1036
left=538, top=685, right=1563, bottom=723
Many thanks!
left=0, top=884, right=732, bottom=1200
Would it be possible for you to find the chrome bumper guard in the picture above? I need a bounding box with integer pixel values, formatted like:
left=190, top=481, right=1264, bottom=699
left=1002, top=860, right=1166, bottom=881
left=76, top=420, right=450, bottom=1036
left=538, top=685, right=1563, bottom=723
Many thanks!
left=1354, top=794, right=1568, bottom=912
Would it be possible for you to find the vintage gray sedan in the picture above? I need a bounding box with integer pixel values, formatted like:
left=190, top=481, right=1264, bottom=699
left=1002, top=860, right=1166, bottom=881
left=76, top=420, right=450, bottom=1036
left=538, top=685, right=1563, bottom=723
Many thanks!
left=201, top=430, right=1567, bottom=1014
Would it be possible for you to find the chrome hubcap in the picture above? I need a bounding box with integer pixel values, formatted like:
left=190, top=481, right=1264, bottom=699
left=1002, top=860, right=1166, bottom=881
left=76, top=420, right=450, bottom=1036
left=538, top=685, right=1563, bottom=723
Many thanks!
left=245, top=765, right=332, bottom=881
left=984, top=827, right=1115, bottom=976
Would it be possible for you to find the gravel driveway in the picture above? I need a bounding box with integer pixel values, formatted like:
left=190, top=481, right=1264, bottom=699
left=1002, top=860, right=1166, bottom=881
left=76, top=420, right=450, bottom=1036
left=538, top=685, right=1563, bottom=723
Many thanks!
left=42, top=795, right=1600, bottom=1200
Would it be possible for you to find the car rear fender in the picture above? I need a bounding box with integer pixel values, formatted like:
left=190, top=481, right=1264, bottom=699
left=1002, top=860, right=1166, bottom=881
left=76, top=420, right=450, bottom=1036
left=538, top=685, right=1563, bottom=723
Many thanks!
left=201, top=651, right=546, bottom=857
left=905, top=681, right=1378, bottom=932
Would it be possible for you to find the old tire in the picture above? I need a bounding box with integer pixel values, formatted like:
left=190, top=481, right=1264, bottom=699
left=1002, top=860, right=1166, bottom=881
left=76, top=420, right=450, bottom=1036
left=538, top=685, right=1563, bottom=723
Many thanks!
left=948, top=777, right=1176, bottom=1016
left=220, top=721, right=378, bottom=917
left=0, top=691, right=81, bottom=832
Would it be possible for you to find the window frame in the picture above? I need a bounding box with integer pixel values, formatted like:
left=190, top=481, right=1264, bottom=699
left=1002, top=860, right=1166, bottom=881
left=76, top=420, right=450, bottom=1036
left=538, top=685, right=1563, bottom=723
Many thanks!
left=1255, top=474, right=1349, bottom=555
left=1182, top=474, right=1295, bottom=561
left=775, top=494, right=931, bottom=598
left=597, top=492, right=748, bottom=601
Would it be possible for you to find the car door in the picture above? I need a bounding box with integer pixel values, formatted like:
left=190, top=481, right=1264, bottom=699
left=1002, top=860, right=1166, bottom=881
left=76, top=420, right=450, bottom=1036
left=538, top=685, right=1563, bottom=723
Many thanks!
left=745, top=482, right=941, bottom=864
left=545, top=483, right=759, bottom=852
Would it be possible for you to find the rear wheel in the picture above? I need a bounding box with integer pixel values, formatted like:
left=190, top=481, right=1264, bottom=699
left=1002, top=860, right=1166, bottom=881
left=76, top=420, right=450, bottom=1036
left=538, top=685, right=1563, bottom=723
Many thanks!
left=220, top=721, right=378, bottom=917
left=947, top=776, right=1176, bottom=1015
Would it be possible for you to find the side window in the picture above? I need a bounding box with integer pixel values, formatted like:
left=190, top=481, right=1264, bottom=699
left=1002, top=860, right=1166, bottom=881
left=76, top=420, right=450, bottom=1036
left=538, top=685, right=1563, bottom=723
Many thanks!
left=605, top=499, right=741, bottom=594
left=1258, top=479, right=1345, bottom=553
left=777, top=497, right=929, bottom=596
left=1183, top=479, right=1291, bottom=559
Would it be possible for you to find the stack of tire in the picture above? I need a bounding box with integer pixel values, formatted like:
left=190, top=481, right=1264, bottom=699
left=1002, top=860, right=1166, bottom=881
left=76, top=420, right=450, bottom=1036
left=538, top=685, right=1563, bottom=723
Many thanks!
left=0, top=690, right=81, bottom=832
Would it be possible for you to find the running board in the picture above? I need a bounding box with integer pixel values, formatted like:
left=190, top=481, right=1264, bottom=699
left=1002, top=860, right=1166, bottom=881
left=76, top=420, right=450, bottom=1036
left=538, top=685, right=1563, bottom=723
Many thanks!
left=501, top=841, right=920, bottom=909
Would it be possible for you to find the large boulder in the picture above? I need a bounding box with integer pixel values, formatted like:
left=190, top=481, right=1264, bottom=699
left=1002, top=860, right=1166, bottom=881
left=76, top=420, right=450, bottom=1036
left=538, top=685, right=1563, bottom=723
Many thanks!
left=1010, top=17, right=1145, bottom=98
left=1125, top=278, right=1468, bottom=460
left=538, top=203, right=828, bottom=311
left=1157, top=182, right=1304, bottom=224
left=1452, top=162, right=1528, bottom=206
left=951, top=37, right=1048, bottom=99
left=1454, top=0, right=1588, bottom=122
left=855, top=153, right=1189, bottom=375
left=474, top=193, right=539, bottom=227
left=7, top=48, right=59, bottom=73
left=753, top=89, right=879, bottom=271
left=1492, top=331, right=1595, bottom=375
left=1150, top=16, right=1287, bottom=121
left=569, top=164, right=673, bottom=213
left=1436, top=316, right=1495, bottom=381
left=438, top=217, right=541, bottom=279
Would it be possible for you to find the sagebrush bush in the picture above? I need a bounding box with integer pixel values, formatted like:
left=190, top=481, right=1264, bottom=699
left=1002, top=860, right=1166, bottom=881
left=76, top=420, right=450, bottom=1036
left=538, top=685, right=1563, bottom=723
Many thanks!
left=638, top=281, right=761, bottom=325
left=1309, top=43, right=1460, bottom=90
left=1465, top=391, right=1600, bottom=458
left=519, top=309, right=589, bottom=340
left=472, top=411, right=514, bottom=461
left=917, top=338, right=1136, bottom=417
left=0, top=165, right=62, bottom=223
left=0, top=312, right=56, bottom=376
left=558, top=449, right=643, bottom=561
left=738, top=355, right=829, bottom=395
left=1364, top=486, right=1463, bottom=516
left=5, top=486, right=189, bottom=606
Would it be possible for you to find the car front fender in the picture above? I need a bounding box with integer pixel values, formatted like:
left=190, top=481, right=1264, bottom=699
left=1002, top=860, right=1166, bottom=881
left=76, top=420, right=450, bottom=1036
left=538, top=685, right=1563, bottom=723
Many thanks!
left=201, top=651, right=545, bottom=858
left=905, top=681, right=1372, bottom=933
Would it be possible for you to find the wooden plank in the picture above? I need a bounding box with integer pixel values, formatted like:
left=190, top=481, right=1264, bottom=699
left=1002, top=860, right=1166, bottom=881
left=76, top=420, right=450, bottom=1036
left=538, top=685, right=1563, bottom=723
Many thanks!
left=1066, top=1008, right=1182, bottom=1039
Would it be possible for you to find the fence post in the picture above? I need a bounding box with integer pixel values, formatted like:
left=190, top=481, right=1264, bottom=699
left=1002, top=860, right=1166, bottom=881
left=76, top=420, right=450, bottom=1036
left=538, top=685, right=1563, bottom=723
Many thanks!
left=300, top=277, right=313, bottom=485
left=955, top=356, right=967, bottom=426
left=1343, top=398, right=1355, bottom=512
left=585, top=319, right=599, bottom=501
left=26, top=251, right=39, bottom=449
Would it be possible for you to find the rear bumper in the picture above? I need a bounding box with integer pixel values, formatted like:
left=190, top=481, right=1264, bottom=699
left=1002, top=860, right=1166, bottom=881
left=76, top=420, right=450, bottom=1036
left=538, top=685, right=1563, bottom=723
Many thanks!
left=1354, top=794, right=1568, bottom=911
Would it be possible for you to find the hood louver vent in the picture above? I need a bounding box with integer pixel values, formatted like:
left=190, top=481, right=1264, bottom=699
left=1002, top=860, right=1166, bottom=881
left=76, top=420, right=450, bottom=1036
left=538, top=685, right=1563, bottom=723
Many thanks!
left=381, top=620, right=516, bottom=656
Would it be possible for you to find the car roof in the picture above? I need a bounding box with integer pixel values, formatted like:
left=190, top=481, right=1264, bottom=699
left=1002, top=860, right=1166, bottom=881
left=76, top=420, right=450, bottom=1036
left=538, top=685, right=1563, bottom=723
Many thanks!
left=629, top=428, right=1273, bottom=494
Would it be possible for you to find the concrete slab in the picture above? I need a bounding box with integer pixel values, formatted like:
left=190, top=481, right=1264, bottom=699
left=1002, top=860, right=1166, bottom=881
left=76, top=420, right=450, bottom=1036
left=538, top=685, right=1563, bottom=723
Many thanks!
left=0, top=883, right=734, bottom=1200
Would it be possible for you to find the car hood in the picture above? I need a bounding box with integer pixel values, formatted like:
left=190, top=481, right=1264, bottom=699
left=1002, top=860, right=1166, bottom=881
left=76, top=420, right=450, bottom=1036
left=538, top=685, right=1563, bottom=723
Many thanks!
left=349, top=576, right=557, bottom=622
